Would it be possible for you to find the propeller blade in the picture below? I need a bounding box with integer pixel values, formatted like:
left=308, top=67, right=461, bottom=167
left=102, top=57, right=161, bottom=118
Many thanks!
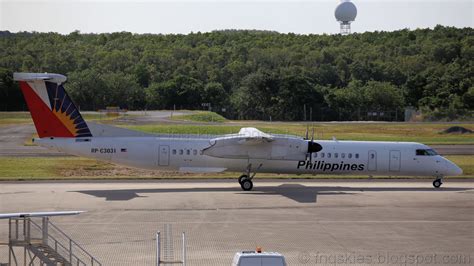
left=309, top=124, right=316, bottom=161
left=305, top=124, right=309, bottom=140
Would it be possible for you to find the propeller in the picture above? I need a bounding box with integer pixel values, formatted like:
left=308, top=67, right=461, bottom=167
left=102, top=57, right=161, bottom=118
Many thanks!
left=310, top=126, right=314, bottom=161
left=306, top=124, right=322, bottom=162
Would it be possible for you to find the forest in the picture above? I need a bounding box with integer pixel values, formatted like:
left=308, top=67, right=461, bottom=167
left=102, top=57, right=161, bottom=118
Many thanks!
left=0, top=26, right=472, bottom=121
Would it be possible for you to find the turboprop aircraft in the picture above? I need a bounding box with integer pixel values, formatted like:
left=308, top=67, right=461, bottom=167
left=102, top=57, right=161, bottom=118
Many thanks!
left=13, top=73, right=462, bottom=191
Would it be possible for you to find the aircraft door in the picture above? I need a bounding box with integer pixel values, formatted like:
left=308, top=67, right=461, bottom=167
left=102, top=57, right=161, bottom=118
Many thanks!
left=158, top=145, right=170, bottom=166
left=368, top=150, right=377, bottom=171
left=389, top=150, right=401, bottom=171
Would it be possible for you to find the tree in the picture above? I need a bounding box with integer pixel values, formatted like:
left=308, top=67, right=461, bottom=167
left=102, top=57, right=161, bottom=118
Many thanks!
left=363, top=81, right=404, bottom=110
left=231, top=70, right=279, bottom=120
left=0, top=68, right=23, bottom=110
left=202, top=82, right=227, bottom=108
left=0, top=27, right=472, bottom=120
left=146, top=75, right=203, bottom=109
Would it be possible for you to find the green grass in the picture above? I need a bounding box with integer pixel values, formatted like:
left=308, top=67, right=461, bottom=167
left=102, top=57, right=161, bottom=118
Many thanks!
left=126, top=122, right=474, bottom=144
left=0, top=112, right=118, bottom=126
left=171, top=111, right=227, bottom=123
left=0, top=157, right=102, bottom=178
left=0, top=112, right=32, bottom=125
left=0, top=155, right=472, bottom=180
left=126, top=124, right=241, bottom=135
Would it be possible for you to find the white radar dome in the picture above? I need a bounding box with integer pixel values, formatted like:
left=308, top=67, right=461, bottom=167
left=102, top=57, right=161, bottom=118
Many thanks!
left=335, top=1, right=357, bottom=22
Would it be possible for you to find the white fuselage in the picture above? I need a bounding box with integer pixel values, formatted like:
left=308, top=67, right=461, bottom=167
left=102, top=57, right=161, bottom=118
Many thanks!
left=36, top=136, right=462, bottom=177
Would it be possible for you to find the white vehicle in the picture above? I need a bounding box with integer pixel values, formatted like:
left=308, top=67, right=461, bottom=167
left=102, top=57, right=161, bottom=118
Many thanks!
left=232, top=251, right=287, bottom=266
left=13, top=73, right=462, bottom=190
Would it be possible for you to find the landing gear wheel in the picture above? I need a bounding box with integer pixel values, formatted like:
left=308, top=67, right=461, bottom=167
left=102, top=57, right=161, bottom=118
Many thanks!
left=433, top=179, right=442, bottom=188
left=238, top=175, right=248, bottom=185
left=240, top=179, right=253, bottom=191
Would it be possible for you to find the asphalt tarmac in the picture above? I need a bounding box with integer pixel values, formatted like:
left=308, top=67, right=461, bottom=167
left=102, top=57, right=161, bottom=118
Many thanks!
left=0, top=180, right=472, bottom=265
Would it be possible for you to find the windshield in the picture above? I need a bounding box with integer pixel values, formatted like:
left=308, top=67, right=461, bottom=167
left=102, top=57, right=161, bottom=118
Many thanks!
left=416, top=149, right=438, bottom=156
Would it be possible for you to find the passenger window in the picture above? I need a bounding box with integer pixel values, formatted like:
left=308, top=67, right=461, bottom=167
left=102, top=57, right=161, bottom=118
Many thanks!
left=371, top=154, right=375, bottom=159
left=186, top=149, right=190, bottom=155
left=335, top=153, right=338, bottom=158
left=179, top=149, right=183, bottom=155
left=314, top=152, right=318, bottom=158
left=172, top=149, right=177, bottom=155
left=193, top=150, right=197, bottom=155
left=355, top=153, right=359, bottom=159
left=348, top=153, right=352, bottom=159
left=321, top=153, right=325, bottom=158
left=328, top=153, right=331, bottom=158
left=341, top=153, right=345, bottom=158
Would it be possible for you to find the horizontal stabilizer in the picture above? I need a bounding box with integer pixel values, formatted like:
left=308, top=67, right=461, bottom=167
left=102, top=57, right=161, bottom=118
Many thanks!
left=13, top=72, right=67, bottom=84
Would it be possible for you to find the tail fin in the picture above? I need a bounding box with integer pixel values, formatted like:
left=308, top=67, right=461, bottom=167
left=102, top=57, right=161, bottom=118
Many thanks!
left=13, top=73, right=92, bottom=138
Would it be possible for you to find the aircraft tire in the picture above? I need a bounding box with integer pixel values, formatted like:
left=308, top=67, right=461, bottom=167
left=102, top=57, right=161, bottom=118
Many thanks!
left=433, top=179, right=442, bottom=188
left=238, top=175, right=248, bottom=185
left=240, top=179, right=253, bottom=191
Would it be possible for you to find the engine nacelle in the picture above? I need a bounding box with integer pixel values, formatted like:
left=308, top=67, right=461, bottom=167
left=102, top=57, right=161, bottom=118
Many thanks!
left=203, top=136, right=318, bottom=161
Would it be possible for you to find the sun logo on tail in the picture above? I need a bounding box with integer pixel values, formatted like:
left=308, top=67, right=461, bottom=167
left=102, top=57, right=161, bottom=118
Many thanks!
left=46, top=82, right=92, bottom=138
left=51, top=105, right=83, bottom=136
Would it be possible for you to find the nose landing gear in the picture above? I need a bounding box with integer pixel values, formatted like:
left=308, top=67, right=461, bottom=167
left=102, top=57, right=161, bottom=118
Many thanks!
left=433, top=177, right=443, bottom=188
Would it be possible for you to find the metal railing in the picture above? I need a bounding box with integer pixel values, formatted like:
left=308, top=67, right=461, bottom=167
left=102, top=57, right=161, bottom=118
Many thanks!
left=156, top=231, right=187, bottom=266
left=8, top=217, right=101, bottom=266
left=33, top=218, right=102, bottom=266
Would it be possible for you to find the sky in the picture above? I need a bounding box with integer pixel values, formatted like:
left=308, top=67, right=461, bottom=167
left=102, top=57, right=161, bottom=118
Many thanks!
left=0, top=0, right=473, bottom=35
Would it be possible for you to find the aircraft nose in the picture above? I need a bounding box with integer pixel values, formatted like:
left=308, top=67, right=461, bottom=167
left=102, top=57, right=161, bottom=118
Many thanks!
left=446, top=160, right=463, bottom=176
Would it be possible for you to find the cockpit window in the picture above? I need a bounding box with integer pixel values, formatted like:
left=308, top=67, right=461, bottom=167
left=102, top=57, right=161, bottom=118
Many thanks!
left=416, top=149, right=438, bottom=156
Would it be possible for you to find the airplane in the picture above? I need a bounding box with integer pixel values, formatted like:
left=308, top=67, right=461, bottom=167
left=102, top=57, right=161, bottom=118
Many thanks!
left=13, top=72, right=463, bottom=191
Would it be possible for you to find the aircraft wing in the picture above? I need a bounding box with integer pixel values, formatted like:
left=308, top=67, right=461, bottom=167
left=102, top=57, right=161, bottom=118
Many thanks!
left=202, top=127, right=309, bottom=161
left=0, top=211, right=84, bottom=219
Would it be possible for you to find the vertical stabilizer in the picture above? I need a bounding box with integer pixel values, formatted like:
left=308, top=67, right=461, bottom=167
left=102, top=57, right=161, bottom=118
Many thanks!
left=13, top=73, right=92, bottom=138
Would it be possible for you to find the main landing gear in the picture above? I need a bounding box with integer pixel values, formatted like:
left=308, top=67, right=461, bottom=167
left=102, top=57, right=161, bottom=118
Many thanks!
left=433, top=176, right=443, bottom=188
left=239, top=175, right=253, bottom=191
left=238, top=163, right=262, bottom=191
